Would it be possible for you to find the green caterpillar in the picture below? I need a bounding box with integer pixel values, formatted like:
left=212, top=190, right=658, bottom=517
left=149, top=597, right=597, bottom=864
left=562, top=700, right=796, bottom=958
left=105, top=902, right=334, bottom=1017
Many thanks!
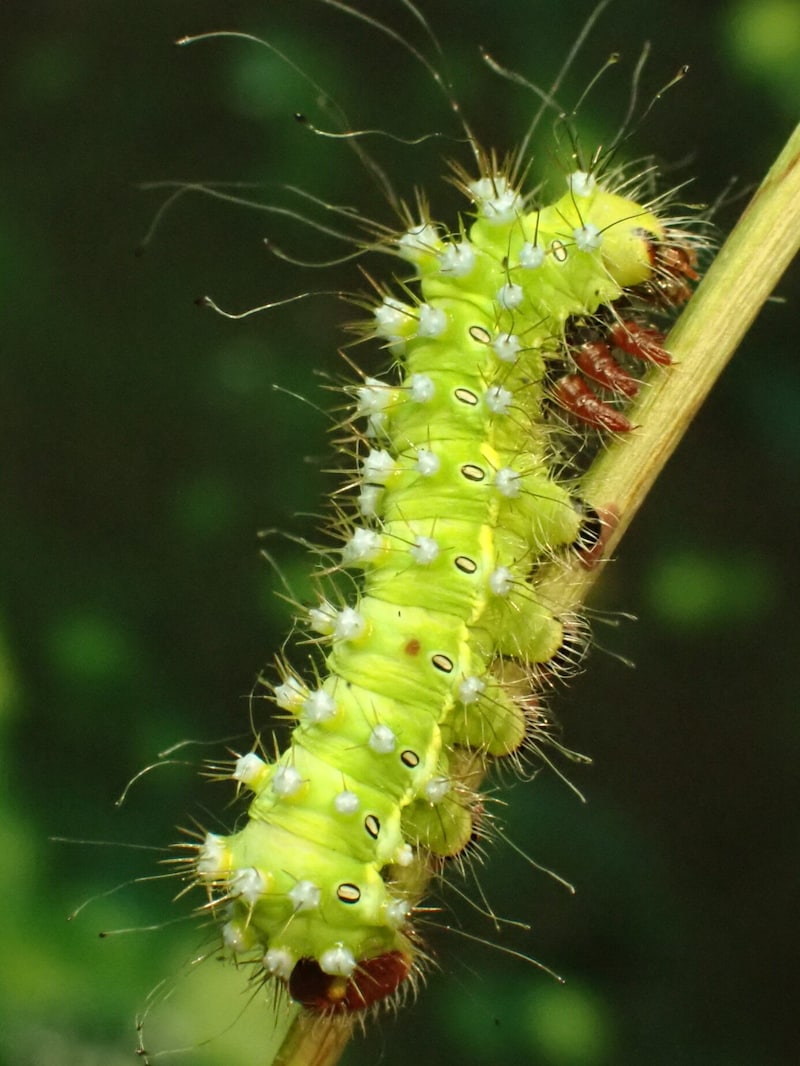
left=192, top=146, right=697, bottom=1011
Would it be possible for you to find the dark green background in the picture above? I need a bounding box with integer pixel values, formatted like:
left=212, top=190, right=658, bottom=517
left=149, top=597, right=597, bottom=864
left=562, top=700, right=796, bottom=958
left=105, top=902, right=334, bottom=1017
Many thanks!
left=2, top=1, right=798, bottom=1064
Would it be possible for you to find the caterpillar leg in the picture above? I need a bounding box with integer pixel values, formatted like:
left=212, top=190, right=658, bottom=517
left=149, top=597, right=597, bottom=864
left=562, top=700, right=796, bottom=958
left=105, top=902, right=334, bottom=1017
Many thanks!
left=609, top=320, right=671, bottom=366
left=289, top=951, right=414, bottom=1013
left=572, top=340, right=641, bottom=397
left=650, top=241, right=700, bottom=304
left=552, top=374, right=634, bottom=433
left=554, top=316, right=673, bottom=431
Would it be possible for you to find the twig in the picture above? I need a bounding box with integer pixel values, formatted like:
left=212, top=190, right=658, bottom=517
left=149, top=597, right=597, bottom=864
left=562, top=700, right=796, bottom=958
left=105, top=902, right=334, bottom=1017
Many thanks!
left=273, top=1013, right=356, bottom=1066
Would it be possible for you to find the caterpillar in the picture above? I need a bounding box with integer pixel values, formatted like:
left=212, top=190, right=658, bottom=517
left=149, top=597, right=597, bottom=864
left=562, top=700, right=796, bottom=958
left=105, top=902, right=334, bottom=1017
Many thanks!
left=174, top=0, right=702, bottom=1028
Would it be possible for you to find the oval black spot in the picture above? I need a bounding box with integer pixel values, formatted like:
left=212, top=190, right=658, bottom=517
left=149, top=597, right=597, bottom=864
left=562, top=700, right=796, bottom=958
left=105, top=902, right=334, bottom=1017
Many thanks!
left=551, top=239, right=568, bottom=263
left=454, top=555, right=477, bottom=574
left=364, top=814, right=380, bottom=839
left=432, top=653, right=454, bottom=673
left=460, top=463, right=485, bottom=482
left=469, top=324, right=491, bottom=344
left=454, top=387, right=479, bottom=406
left=401, top=749, right=420, bottom=768
left=337, top=883, right=361, bottom=904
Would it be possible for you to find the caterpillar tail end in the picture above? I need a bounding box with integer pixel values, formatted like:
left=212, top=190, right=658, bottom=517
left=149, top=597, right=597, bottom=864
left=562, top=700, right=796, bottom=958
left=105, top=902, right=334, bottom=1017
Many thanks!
left=289, top=950, right=414, bottom=1013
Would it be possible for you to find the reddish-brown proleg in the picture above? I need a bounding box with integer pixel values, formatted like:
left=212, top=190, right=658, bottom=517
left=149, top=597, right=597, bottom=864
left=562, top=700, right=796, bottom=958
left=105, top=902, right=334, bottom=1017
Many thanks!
left=553, top=319, right=671, bottom=432
left=650, top=241, right=700, bottom=305
left=609, top=320, right=671, bottom=366
left=288, top=951, right=413, bottom=1013
left=553, top=231, right=699, bottom=431
left=552, top=374, right=634, bottom=434
left=573, top=340, right=641, bottom=397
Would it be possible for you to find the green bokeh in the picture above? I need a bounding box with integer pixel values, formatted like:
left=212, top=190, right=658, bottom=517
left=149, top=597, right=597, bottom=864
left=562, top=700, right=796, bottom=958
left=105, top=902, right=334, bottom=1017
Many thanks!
left=2, top=2, right=797, bottom=1065
left=727, top=0, right=800, bottom=110
left=647, top=550, right=776, bottom=629
left=522, top=983, right=614, bottom=1065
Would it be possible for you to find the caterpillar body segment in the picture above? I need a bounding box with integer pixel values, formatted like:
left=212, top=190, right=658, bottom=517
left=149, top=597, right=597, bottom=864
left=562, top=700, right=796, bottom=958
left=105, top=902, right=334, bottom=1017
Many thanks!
left=192, top=159, right=698, bottom=1013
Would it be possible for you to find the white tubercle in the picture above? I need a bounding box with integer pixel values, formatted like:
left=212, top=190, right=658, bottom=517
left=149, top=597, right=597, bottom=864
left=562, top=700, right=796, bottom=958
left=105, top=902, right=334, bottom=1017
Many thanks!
left=320, top=944, right=357, bottom=978
left=342, top=527, right=383, bottom=566
left=263, top=947, right=294, bottom=980
left=568, top=170, right=597, bottom=197
left=410, top=536, right=439, bottom=565
left=398, top=221, right=441, bottom=260
left=408, top=372, right=435, bottom=403
left=368, top=723, right=396, bottom=754
left=333, top=789, right=360, bottom=815
left=356, top=376, right=393, bottom=416
left=415, top=447, right=440, bottom=477
left=485, top=385, right=513, bottom=414
left=302, top=689, right=337, bottom=723
left=386, top=898, right=412, bottom=927
left=495, top=467, right=522, bottom=498
left=416, top=303, right=448, bottom=338
left=393, top=844, right=414, bottom=869
left=222, top=920, right=253, bottom=954
left=271, top=764, right=303, bottom=797
left=232, top=866, right=265, bottom=905
left=288, top=879, right=321, bottom=912
left=489, top=565, right=514, bottom=596
left=573, top=222, right=602, bottom=252
left=308, top=600, right=337, bottom=635
left=492, top=333, right=522, bottom=363
left=374, top=296, right=411, bottom=338
left=333, top=606, right=366, bottom=641
left=468, top=175, right=522, bottom=224
left=425, top=776, right=451, bottom=803
left=365, top=411, right=388, bottom=439
left=358, top=484, right=383, bottom=518
left=497, top=282, right=524, bottom=309
left=438, top=239, right=476, bottom=277
left=361, top=448, right=396, bottom=484
left=458, top=676, right=486, bottom=705
left=196, top=832, right=228, bottom=880
left=233, top=751, right=267, bottom=787
left=519, top=241, right=545, bottom=269
left=273, top=675, right=306, bottom=711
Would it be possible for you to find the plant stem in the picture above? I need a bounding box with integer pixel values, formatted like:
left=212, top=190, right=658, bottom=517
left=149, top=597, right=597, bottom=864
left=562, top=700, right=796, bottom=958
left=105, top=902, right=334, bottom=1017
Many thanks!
left=272, top=1013, right=356, bottom=1066
left=266, top=121, right=800, bottom=1066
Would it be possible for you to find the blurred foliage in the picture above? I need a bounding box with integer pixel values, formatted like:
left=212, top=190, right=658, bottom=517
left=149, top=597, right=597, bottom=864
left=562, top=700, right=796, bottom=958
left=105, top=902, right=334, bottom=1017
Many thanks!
left=1, top=1, right=798, bottom=1065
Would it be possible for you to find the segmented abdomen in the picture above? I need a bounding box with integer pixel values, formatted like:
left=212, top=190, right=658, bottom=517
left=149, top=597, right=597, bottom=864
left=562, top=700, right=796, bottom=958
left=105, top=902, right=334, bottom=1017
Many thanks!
left=194, top=170, right=685, bottom=1011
